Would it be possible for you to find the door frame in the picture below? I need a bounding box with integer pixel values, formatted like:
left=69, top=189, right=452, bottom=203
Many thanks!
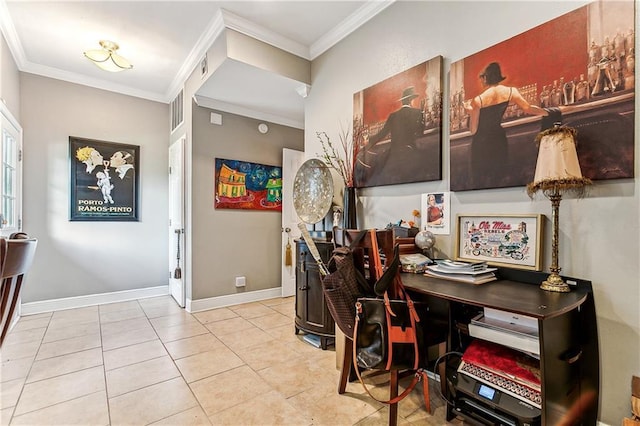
left=169, top=136, right=186, bottom=307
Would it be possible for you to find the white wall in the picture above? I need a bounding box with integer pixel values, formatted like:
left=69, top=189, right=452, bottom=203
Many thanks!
left=304, top=2, right=639, bottom=424
left=20, top=74, right=170, bottom=303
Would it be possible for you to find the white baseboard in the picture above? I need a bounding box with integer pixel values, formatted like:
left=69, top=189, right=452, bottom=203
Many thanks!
left=187, top=287, right=283, bottom=313
left=20, top=285, right=170, bottom=316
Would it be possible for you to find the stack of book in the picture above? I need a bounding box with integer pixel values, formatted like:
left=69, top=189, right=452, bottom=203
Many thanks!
left=424, top=259, right=497, bottom=284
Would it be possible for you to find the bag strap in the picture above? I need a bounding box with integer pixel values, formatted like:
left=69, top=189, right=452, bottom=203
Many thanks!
left=352, top=304, right=430, bottom=409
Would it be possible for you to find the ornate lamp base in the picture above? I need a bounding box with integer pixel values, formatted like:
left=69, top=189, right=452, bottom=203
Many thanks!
left=540, top=271, right=571, bottom=293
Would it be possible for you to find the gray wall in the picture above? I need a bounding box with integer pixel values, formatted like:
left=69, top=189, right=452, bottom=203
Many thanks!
left=304, top=1, right=639, bottom=424
left=1, top=32, right=20, bottom=117
left=20, top=74, right=169, bottom=302
left=190, top=104, right=303, bottom=300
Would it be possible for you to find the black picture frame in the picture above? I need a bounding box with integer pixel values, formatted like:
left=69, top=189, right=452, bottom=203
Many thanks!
left=69, top=136, right=140, bottom=221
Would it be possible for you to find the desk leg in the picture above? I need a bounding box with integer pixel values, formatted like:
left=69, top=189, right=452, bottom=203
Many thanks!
left=389, top=370, right=398, bottom=426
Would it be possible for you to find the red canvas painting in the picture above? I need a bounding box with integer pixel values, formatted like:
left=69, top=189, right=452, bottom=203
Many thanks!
left=450, top=0, right=635, bottom=191
left=353, top=56, right=443, bottom=188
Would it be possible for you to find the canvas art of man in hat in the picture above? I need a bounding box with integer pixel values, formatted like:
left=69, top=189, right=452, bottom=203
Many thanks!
left=363, top=86, right=425, bottom=180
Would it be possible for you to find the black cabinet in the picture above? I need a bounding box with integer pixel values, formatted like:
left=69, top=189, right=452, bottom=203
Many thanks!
left=294, top=240, right=335, bottom=349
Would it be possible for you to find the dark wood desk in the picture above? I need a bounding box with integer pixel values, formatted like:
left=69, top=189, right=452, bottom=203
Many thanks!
left=402, top=268, right=599, bottom=425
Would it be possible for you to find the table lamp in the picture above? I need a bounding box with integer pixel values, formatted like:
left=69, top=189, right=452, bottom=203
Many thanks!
left=527, top=124, right=591, bottom=292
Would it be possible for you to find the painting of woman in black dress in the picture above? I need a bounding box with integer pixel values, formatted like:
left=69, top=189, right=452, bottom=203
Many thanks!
left=450, top=0, right=634, bottom=191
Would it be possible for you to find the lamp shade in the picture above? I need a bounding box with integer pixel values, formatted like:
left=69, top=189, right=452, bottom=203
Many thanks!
left=84, top=40, right=133, bottom=73
left=527, top=125, right=591, bottom=197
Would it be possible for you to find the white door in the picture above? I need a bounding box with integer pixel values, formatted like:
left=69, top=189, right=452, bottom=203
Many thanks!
left=0, top=103, right=22, bottom=238
left=281, top=148, right=304, bottom=297
left=168, top=137, right=185, bottom=307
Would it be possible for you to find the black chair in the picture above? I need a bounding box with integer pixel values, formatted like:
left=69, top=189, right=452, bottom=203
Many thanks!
left=0, top=235, right=38, bottom=347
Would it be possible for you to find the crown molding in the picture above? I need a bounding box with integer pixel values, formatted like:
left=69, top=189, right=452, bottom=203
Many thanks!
left=22, top=61, right=166, bottom=103
left=220, top=9, right=310, bottom=60
left=0, top=0, right=27, bottom=67
left=193, top=94, right=303, bottom=129
left=165, top=10, right=226, bottom=103
left=310, top=1, right=395, bottom=60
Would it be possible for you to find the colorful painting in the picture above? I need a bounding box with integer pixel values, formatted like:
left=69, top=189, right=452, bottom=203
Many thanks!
left=449, top=0, right=635, bottom=191
left=353, top=55, right=443, bottom=188
left=214, top=158, right=282, bottom=211
left=69, top=137, right=139, bottom=221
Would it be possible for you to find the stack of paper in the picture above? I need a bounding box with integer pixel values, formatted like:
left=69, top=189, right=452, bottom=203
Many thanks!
left=424, top=260, right=497, bottom=284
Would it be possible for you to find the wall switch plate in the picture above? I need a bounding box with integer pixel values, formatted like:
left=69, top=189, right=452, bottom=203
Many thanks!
left=235, top=276, right=246, bottom=287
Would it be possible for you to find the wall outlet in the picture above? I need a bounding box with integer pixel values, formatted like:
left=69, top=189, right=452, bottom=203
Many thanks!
left=235, top=276, right=246, bottom=287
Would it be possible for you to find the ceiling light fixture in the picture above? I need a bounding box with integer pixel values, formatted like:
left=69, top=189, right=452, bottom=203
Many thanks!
left=84, top=40, right=133, bottom=72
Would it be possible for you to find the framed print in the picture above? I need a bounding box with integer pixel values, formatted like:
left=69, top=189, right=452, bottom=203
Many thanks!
left=455, top=214, right=544, bottom=271
left=449, top=0, right=634, bottom=191
left=215, top=158, right=282, bottom=211
left=421, top=192, right=450, bottom=235
left=70, top=137, right=139, bottom=221
left=353, top=55, right=443, bottom=188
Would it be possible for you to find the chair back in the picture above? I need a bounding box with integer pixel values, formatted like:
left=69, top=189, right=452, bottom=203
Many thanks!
left=333, top=227, right=395, bottom=288
left=0, top=237, right=38, bottom=347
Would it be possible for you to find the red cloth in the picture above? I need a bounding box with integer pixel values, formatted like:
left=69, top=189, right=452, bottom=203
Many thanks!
left=462, top=339, right=541, bottom=387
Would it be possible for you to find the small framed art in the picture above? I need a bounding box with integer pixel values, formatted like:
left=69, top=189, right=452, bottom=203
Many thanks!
left=455, top=214, right=544, bottom=270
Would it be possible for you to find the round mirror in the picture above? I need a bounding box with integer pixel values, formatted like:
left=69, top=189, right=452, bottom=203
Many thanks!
left=293, top=158, right=333, bottom=224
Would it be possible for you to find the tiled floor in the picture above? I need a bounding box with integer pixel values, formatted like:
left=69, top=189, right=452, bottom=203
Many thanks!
left=1, top=296, right=459, bottom=425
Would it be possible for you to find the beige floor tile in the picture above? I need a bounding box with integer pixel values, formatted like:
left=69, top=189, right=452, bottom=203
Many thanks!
left=270, top=302, right=295, bottom=318
left=257, top=358, right=323, bottom=398
left=0, top=378, right=24, bottom=410
left=154, top=321, right=209, bottom=343
left=1, top=406, right=13, bottom=426
left=99, top=306, right=145, bottom=324
left=10, top=390, right=109, bottom=425
left=247, top=312, right=293, bottom=330
left=35, top=333, right=101, bottom=361
left=234, top=338, right=301, bottom=371
left=164, top=333, right=224, bottom=360
left=216, top=326, right=275, bottom=352
left=42, top=320, right=100, bottom=343
left=175, top=347, right=244, bottom=383
left=265, top=323, right=302, bottom=343
left=209, top=390, right=311, bottom=426
left=150, top=311, right=198, bottom=329
left=100, top=316, right=153, bottom=336
left=106, top=355, right=180, bottom=397
left=103, top=339, right=168, bottom=371
left=288, top=373, right=382, bottom=426
left=149, top=406, right=212, bottom=425
left=108, top=377, right=198, bottom=425
left=228, top=302, right=276, bottom=319
left=11, top=316, right=50, bottom=332
left=137, top=295, right=176, bottom=308
left=18, top=312, right=52, bottom=321
left=189, top=365, right=272, bottom=416
left=98, top=300, right=141, bottom=314
left=1, top=339, right=40, bottom=363
left=101, top=325, right=158, bottom=351
left=2, top=327, right=46, bottom=346
left=260, top=297, right=292, bottom=307
left=141, top=303, right=184, bottom=319
left=192, top=308, right=237, bottom=324
left=203, top=316, right=254, bottom=337
left=0, top=356, right=33, bottom=383
left=49, top=307, right=99, bottom=328
left=14, top=366, right=105, bottom=416
left=26, top=348, right=103, bottom=383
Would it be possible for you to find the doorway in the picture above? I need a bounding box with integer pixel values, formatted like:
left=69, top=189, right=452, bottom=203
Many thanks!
left=168, top=136, right=186, bottom=307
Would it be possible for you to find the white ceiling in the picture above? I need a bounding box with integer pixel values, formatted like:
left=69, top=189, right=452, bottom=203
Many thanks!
left=1, top=1, right=394, bottom=128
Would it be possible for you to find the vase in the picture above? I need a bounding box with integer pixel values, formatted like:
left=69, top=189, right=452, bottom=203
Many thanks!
left=342, top=186, right=357, bottom=229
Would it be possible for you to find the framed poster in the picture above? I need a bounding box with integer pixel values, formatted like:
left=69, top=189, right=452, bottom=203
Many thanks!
left=455, top=214, right=544, bottom=271
left=421, top=192, right=450, bottom=235
left=214, top=158, right=282, bottom=211
left=70, top=137, right=139, bottom=221
left=353, top=55, right=443, bottom=188
left=449, top=0, right=635, bottom=191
